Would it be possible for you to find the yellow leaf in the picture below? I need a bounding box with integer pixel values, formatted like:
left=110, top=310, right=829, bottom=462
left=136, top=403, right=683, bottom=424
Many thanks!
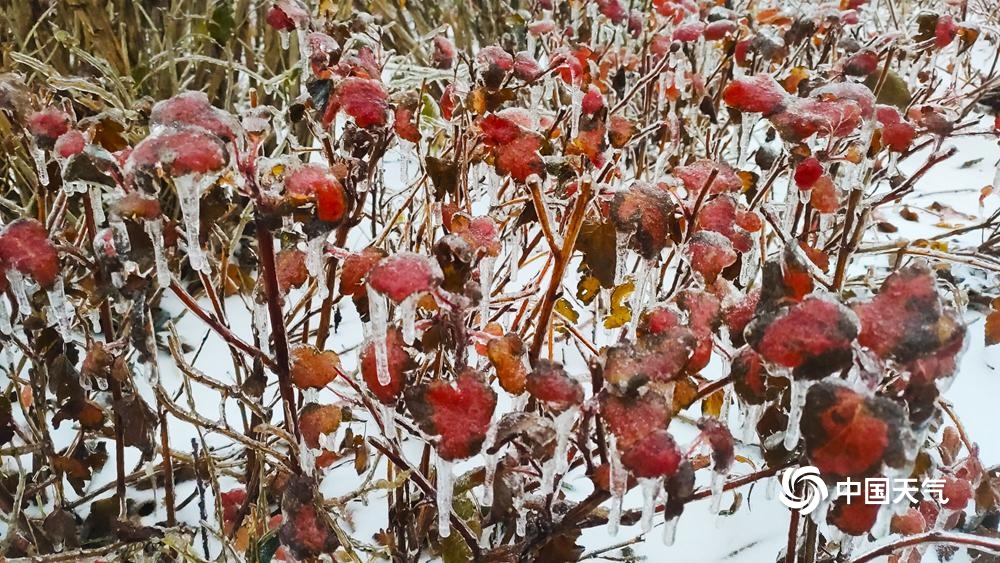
left=701, top=388, right=725, bottom=417
left=577, top=275, right=601, bottom=305
left=554, top=298, right=579, bottom=323
left=603, top=279, right=635, bottom=329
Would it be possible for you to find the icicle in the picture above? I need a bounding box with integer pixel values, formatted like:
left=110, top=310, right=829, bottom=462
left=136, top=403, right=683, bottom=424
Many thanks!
left=782, top=176, right=799, bottom=233
left=6, top=270, right=31, bottom=312
left=400, top=294, right=418, bottom=344
left=709, top=471, right=726, bottom=513
left=766, top=475, right=778, bottom=500
left=628, top=260, right=653, bottom=337
left=380, top=401, right=397, bottom=438
left=569, top=87, right=583, bottom=139
left=0, top=296, right=11, bottom=335
left=615, top=233, right=630, bottom=286
left=784, top=379, right=808, bottom=451
left=436, top=455, right=454, bottom=538
left=743, top=404, right=762, bottom=444
left=365, top=284, right=391, bottom=386
left=482, top=422, right=499, bottom=506
left=305, top=236, right=329, bottom=300
left=798, top=187, right=812, bottom=204
left=253, top=299, right=270, bottom=355
left=509, top=231, right=522, bottom=281
left=175, top=175, right=210, bottom=274
left=279, top=29, right=291, bottom=49
left=32, top=145, right=49, bottom=186
left=607, top=435, right=627, bottom=536
left=479, top=256, right=495, bottom=329
left=144, top=219, right=170, bottom=287
left=90, top=188, right=106, bottom=226
left=640, top=478, right=661, bottom=533
left=539, top=457, right=557, bottom=498
left=513, top=474, right=528, bottom=537
left=662, top=515, right=678, bottom=546
left=109, top=218, right=130, bottom=254
left=553, top=407, right=577, bottom=476
left=299, top=438, right=316, bottom=476
left=737, top=113, right=755, bottom=169
left=45, top=277, right=74, bottom=339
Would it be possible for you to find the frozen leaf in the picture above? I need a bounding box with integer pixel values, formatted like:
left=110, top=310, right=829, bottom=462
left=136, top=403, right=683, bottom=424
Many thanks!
left=603, top=329, right=697, bottom=390
left=0, top=219, right=60, bottom=287
left=494, top=132, right=544, bottom=183
left=695, top=195, right=761, bottom=253
left=54, top=130, right=86, bottom=159
left=722, top=74, right=787, bottom=115
left=687, top=231, right=737, bottom=283
left=361, top=327, right=412, bottom=404
left=801, top=382, right=907, bottom=479
left=149, top=91, right=238, bottom=142
left=512, top=52, right=543, bottom=82
left=290, top=345, right=340, bottom=389
left=673, top=22, right=706, bottom=42
left=477, top=45, right=514, bottom=89
left=853, top=262, right=964, bottom=364
left=333, top=77, right=389, bottom=129
left=368, top=252, right=444, bottom=303
left=279, top=476, right=339, bottom=559
left=299, top=403, right=342, bottom=449
left=986, top=301, right=1000, bottom=347
left=730, top=346, right=782, bottom=405
left=449, top=213, right=500, bottom=257
left=276, top=249, right=308, bottom=293
left=890, top=507, right=926, bottom=536
left=608, top=115, right=636, bottom=148
left=696, top=418, right=735, bottom=472
left=487, top=333, right=528, bottom=394
left=842, top=50, right=879, bottom=77
left=596, top=0, right=627, bottom=24
left=721, top=288, right=760, bottom=346
left=526, top=360, right=584, bottom=412
left=639, top=306, right=680, bottom=336
left=675, top=289, right=721, bottom=373
left=828, top=494, right=880, bottom=535
left=577, top=219, right=618, bottom=288
left=621, top=430, right=681, bottom=478
left=28, top=107, right=71, bottom=149
left=610, top=182, right=679, bottom=260
left=129, top=128, right=228, bottom=178
left=810, top=174, right=840, bottom=213
left=340, top=247, right=387, bottom=298
left=113, top=395, right=157, bottom=456
left=284, top=164, right=351, bottom=224
left=405, top=369, right=497, bottom=460
left=793, top=157, right=823, bottom=189
left=704, top=20, right=737, bottom=40
left=674, top=160, right=743, bottom=197
left=432, top=35, right=456, bottom=69
left=393, top=94, right=421, bottom=143
left=748, top=296, right=858, bottom=380
left=600, top=389, right=670, bottom=452
left=112, top=191, right=162, bottom=220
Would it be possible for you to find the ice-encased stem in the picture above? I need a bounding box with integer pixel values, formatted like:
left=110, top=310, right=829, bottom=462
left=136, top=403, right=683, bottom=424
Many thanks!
left=6, top=270, right=31, bottom=313
left=365, top=283, right=391, bottom=386
left=144, top=218, right=170, bottom=287
left=482, top=421, right=499, bottom=506
left=436, top=455, right=454, bottom=538
left=305, top=236, right=328, bottom=300
left=0, top=296, right=10, bottom=335
left=783, top=379, right=808, bottom=451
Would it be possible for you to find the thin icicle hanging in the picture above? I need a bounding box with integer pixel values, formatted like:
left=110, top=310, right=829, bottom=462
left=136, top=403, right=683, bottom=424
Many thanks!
left=174, top=175, right=211, bottom=274
left=365, top=283, right=391, bottom=386
left=90, top=188, right=106, bottom=226
left=479, top=256, right=495, bottom=329
left=709, top=471, right=726, bottom=513
left=553, top=407, right=577, bottom=476
left=640, top=478, right=661, bottom=533
left=482, top=421, right=499, bottom=506
left=32, top=146, right=49, bottom=186
left=436, top=455, right=454, bottom=538
left=305, top=235, right=329, bottom=299
left=6, top=270, right=31, bottom=313
left=662, top=514, right=679, bottom=546
left=144, top=219, right=170, bottom=286
left=399, top=294, right=418, bottom=344
left=45, top=277, right=74, bottom=339
left=0, top=295, right=11, bottom=335
left=607, top=435, right=627, bottom=536
left=253, top=298, right=270, bottom=356
left=784, top=378, right=809, bottom=451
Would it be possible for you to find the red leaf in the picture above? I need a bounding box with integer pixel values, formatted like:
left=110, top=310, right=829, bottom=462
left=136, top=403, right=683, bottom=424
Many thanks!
left=340, top=247, right=387, bottom=297
left=28, top=108, right=71, bottom=149
left=276, top=249, right=308, bottom=293
left=487, top=333, right=528, bottom=394
left=696, top=195, right=760, bottom=253
left=129, top=129, right=228, bottom=177
left=793, top=157, right=824, bottom=189
left=368, top=252, right=443, bottom=303
left=335, top=77, right=389, bottom=129
left=599, top=389, right=670, bottom=451
left=290, top=345, right=340, bottom=389
left=610, top=182, right=678, bottom=260
left=150, top=91, right=238, bottom=142
left=526, top=360, right=584, bottom=412
left=0, top=219, right=60, bottom=287
left=432, top=35, right=456, bottom=69
left=722, top=74, right=788, bottom=115
left=749, top=296, right=859, bottom=379
left=405, top=369, right=497, bottom=460
left=674, top=159, right=743, bottom=197
left=279, top=476, right=339, bottom=558
left=494, top=132, right=544, bottom=183
left=687, top=230, right=737, bottom=284
left=284, top=164, right=350, bottom=224
left=603, top=328, right=697, bottom=390
left=621, top=430, right=681, bottom=478
left=801, top=382, right=907, bottom=479
left=54, top=130, right=86, bottom=159
left=360, top=328, right=412, bottom=404
left=298, top=403, right=342, bottom=449
left=828, top=494, right=880, bottom=535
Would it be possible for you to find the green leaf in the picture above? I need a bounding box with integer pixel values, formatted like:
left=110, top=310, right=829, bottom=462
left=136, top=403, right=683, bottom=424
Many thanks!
left=209, top=1, right=236, bottom=45
left=256, top=530, right=280, bottom=563
left=865, top=70, right=911, bottom=111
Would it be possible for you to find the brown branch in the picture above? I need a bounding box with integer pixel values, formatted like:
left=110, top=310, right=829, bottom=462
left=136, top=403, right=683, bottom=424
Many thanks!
left=848, top=531, right=1000, bottom=563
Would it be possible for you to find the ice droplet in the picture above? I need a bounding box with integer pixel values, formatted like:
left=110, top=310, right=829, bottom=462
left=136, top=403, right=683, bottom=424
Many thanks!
left=6, top=270, right=31, bottom=313
left=280, top=29, right=291, bottom=49
left=640, top=478, right=662, bottom=533
left=662, top=515, right=678, bottom=546
left=32, top=145, right=49, bottom=186
left=709, top=471, right=726, bottom=513
left=479, top=256, right=495, bottom=329
left=174, top=175, right=212, bottom=274
left=400, top=294, right=418, bottom=345
left=783, top=379, right=808, bottom=451
left=607, top=435, right=627, bottom=536
left=45, top=277, right=74, bottom=339
left=365, top=283, right=391, bottom=386
left=144, top=218, right=170, bottom=287
left=436, top=455, right=454, bottom=538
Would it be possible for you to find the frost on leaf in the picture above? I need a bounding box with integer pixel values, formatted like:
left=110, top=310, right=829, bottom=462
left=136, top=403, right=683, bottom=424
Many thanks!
left=476, top=45, right=514, bottom=90
left=279, top=475, right=339, bottom=559
left=730, top=346, right=782, bottom=405
left=674, top=289, right=721, bottom=373
left=603, top=329, right=697, bottom=391
left=149, top=91, right=239, bottom=142
left=526, top=360, right=584, bottom=412
left=54, top=130, right=86, bottom=159
left=487, top=333, right=529, bottom=394
left=27, top=108, right=72, bottom=149
left=599, top=389, right=670, bottom=452
left=793, top=157, right=823, bottom=189
left=876, top=105, right=916, bottom=152
left=687, top=231, right=737, bottom=283
left=276, top=249, right=309, bottom=293
left=0, top=219, right=60, bottom=288
left=298, top=403, right=342, bottom=466
left=695, top=195, right=761, bottom=253
left=290, top=345, right=340, bottom=389
left=852, top=262, right=965, bottom=365
left=340, top=247, right=387, bottom=298
left=449, top=213, right=500, bottom=257
left=610, top=182, right=679, bottom=260
left=494, top=132, right=545, bottom=183
left=284, top=163, right=351, bottom=225
left=747, top=296, right=858, bottom=380
left=361, top=327, right=412, bottom=404
left=405, top=369, right=497, bottom=460
left=129, top=128, right=228, bottom=179
left=368, top=252, right=443, bottom=303
left=331, top=77, right=389, bottom=129
left=621, top=430, right=682, bottom=478
left=828, top=494, right=880, bottom=535
left=801, top=382, right=907, bottom=480
left=674, top=160, right=743, bottom=198
left=722, top=74, right=787, bottom=115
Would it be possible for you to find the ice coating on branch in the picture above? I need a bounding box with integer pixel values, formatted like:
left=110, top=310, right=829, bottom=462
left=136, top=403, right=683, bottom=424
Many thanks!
left=144, top=218, right=170, bottom=286
left=436, top=455, right=453, bottom=538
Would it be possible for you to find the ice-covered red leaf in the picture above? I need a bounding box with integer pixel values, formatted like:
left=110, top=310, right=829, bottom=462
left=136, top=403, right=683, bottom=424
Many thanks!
left=639, top=306, right=680, bottom=336
left=432, top=35, right=456, bottom=69
left=405, top=369, right=497, bottom=460
left=149, top=91, right=239, bottom=142
left=877, top=105, right=917, bottom=152
left=340, top=247, right=386, bottom=297
left=54, top=130, right=86, bottom=159
left=449, top=213, right=500, bottom=257
left=810, top=174, right=840, bottom=213
left=494, top=132, right=544, bottom=183
left=801, top=382, right=907, bottom=479
left=393, top=95, right=421, bottom=143
left=828, top=494, right=880, bottom=535
left=748, top=296, right=859, bottom=379
left=842, top=50, right=879, bottom=76
left=361, top=328, right=412, bottom=404
left=284, top=164, right=351, bottom=224
left=674, top=289, right=721, bottom=373
left=276, top=249, right=308, bottom=293
left=290, top=345, right=340, bottom=389
left=298, top=403, right=342, bottom=449
left=603, top=328, right=697, bottom=390
left=722, top=288, right=760, bottom=345
left=794, top=157, right=823, bottom=189
left=513, top=52, right=542, bottom=82
left=674, top=159, right=743, bottom=197
left=695, top=195, right=760, bottom=253
left=477, top=45, right=514, bottom=89
left=730, top=346, right=782, bottom=405
left=368, top=252, right=443, bottom=303
left=526, top=360, right=584, bottom=412
left=112, top=191, right=162, bottom=220
left=479, top=113, right=521, bottom=146
left=853, top=262, right=965, bottom=364
left=722, top=74, right=787, bottom=115
left=621, top=430, right=681, bottom=478
left=582, top=84, right=605, bottom=115
left=487, top=333, right=528, bottom=394
left=673, top=22, right=706, bottom=42
left=0, top=219, right=60, bottom=287
left=608, top=115, right=636, bottom=148
left=28, top=108, right=71, bottom=149
left=279, top=476, right=339, bottom=559
left=696, top=417, right=735, bottom=473
left=334, top=77, right=389, bottom=129
left=687, top=231, right=738, bottom=284
left=129, top=128, right=228, bottom=177
left=599, top=389, right=670, bottom=451
left=610, top=182, right=678, bottom=260
left=596, top=0, right=627, bottom=23
left=704, top=20, right=737, bottom=41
